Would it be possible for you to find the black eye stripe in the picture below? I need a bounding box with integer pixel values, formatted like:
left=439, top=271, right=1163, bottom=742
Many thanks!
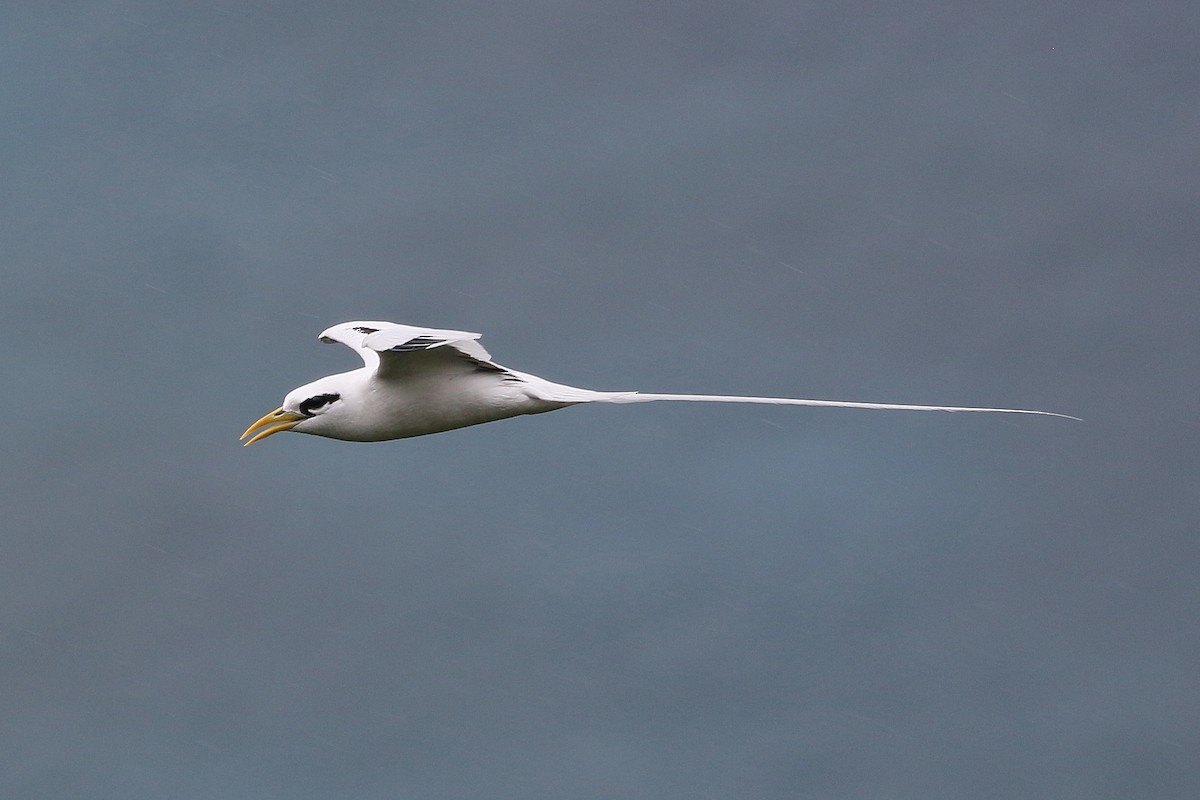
left=299, top=393, right=340, bottom=417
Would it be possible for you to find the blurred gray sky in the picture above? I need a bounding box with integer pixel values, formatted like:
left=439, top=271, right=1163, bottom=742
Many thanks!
left=3, top=2, right=1198, bottom=798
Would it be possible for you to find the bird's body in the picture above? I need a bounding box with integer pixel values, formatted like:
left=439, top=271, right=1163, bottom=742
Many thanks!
left=291, top=360, right=573, bottom=442
left=241, top=320, right=1076, bottom=445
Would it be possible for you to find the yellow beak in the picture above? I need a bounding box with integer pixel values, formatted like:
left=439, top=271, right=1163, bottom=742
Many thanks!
left=241, top=408, right=306, bottom=446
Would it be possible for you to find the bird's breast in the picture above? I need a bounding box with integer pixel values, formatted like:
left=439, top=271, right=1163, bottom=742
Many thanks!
left=351, top=373, right=558, bottom=441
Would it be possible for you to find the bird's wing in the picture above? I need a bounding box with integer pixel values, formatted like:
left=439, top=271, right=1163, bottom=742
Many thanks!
left=319, top=320, right=495, bottom=376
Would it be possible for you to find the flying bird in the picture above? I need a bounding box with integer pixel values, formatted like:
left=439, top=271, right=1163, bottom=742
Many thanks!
left=241, top=321, right=1077, bottom=445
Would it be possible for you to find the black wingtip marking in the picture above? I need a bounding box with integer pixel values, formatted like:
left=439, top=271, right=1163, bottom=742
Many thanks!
left=352, top=326, right=380, bottom=334
left=389, top=335, right=443, bottom=352
left=465, top=356, right=522, bottom=382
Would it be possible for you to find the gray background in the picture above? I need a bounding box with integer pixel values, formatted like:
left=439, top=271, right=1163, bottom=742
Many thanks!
left=3, top=2, right=1197, bottom=798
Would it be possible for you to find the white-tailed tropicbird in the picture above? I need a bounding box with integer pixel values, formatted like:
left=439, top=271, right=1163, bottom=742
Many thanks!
left=241, top=321, right=1077, bottom=445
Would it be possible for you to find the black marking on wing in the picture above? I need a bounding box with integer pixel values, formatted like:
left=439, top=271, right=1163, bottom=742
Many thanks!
left=352, top=326, right=380, bottom=334
left=388, top=335, right=445, bottom=352
left=452, top=351, right=523, bottom=383
left=482, top=364, right=525, bottom=383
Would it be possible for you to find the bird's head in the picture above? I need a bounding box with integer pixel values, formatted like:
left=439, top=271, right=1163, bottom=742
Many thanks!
left=241, top=373, right=354, bottom=445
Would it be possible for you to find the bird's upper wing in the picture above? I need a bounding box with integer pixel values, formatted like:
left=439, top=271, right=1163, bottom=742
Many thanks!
left=318, top=320, right=495, bottom=375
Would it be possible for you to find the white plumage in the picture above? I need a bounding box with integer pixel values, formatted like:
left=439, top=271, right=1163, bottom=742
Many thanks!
left=241, top=320, right=1077, bottom=445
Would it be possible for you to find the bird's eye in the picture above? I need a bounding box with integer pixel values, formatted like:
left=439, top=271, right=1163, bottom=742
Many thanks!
left=299, top=393, right=340, bottom=417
